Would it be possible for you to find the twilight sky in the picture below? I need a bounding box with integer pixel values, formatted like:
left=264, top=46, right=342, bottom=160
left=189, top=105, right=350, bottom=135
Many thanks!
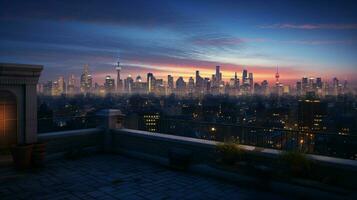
left=0, top=0, right=357, bottom=85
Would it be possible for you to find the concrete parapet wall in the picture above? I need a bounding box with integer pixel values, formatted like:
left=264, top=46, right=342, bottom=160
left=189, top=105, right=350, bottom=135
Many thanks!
left=112, top=128, right=357, bottom=171
left=112, top=128, right=218, bottom=164
left=38, top=128, right=103, bottom=155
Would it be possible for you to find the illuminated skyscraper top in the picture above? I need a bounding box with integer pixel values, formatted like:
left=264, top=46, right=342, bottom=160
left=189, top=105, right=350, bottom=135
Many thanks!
left=275, top=66, right=280, bottom=86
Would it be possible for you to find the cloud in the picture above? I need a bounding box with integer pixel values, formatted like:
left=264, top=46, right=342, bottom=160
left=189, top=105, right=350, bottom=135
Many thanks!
left=0, top=0, right=190, bottom=28
left=189, top=34, right=267, bottom=47
left=283, top=39, right=357, bottom=45
left=189, top=34, right=245, bottom=46
left=259, top=23, right=357, bottom=30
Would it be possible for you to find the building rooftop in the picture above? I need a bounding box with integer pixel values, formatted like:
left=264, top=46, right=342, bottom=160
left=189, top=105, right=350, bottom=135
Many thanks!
left=0, top=154, right=285, bottom=200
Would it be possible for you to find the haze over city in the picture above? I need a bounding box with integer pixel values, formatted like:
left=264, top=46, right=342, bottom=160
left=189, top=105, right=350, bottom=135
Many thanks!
left=0, top=0, right=357, bottom=85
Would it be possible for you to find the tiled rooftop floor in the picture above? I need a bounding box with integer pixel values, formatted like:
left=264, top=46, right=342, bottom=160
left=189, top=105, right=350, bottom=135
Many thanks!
left=0, top=154, right=286, bottom=200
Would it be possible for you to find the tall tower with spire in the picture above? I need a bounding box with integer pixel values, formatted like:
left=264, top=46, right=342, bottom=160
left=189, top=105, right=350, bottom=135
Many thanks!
left=116, top=61, right=122, bottom=93
left=275, top=66, right=280, bottom=86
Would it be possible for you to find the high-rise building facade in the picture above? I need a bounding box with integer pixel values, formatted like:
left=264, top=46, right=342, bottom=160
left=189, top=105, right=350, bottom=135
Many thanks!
left=80, top=64, right=92, bottom=93
left=104, top=75, right=115, bottom=93
left=67, top=74, right=76, bottom=95
left=147, top=73, right=155, bottom=93
left=116, top=61, right=123, bottom=93
left=176, top=77, right=186, bottom=96
left=124, top=75, right=134, bottom=94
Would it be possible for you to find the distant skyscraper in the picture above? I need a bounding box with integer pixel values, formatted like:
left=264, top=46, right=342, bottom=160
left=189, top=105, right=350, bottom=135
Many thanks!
left=116, top=61, right=123, bottom=93
left=80, top=64, right=92, bottom=93
left=308, top=77, right=315, bottom=90
left=136, top=75, right=142, bottom=82
left=58, top=76, right=65, bottom=94
left=261, top=80, right=269, bottom=95
left=275, top=66, right=280, bottom=86
left=242, top=69, right=248, bottom=84
left=104, top=75, right=115, bottom=93
left=155, top=78, right=165, bottom=95
left=43, top=81, right=52, bottom=96
left=37, top=83, right=44, bottom=94
left=296, top=81, right=302, bottom=96
left=188, top=77, right=195, bottom=93
left=51, top=81, right=60, bottom=96
left=124, top=75, right=134, bottom=94
left=176, top=76, right=186, bottom=96
left=316, top=77, right=322, bottom=89
left=215, top=66, right=221, bottom=86
left=302, top=77, right=308, bottom=94
left=343, top=80, right=348, bottom=92
left=333, top=77, right=339, bottom=95
left=67, top=74, right=76, bottom=95
left=298, top=99, right=327, bottom=131
left=195, top=70, right=204, bottom=93
left=234, top=72, right=239, bottom=89
left=68, top=74, right=76, bottom=86
left=132, top=75, right=146, bottom=94
left=249, top=72, right=253, bottom=92
left=168, top=75, right=174, bottom=89
left=147, top=73, right=155, bottom=93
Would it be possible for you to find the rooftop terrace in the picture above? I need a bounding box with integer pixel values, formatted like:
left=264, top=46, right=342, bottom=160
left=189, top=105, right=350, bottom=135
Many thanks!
left=1, top=154, right=285, bottom=200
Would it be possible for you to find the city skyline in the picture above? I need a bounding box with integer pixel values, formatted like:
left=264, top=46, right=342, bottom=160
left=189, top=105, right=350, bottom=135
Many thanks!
left=40, top=63, right=351, bottom=97
left=1, top=0, right=357, bottom=85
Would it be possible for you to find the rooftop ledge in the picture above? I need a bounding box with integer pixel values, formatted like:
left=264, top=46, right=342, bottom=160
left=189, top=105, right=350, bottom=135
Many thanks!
left=38, top=127, right=357, bottom=170
left=114, top=128, right=357, bottom=170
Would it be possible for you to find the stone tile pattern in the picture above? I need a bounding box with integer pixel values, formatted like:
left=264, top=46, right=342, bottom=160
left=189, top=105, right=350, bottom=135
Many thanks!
left=0, top=155, right=285, bottom=200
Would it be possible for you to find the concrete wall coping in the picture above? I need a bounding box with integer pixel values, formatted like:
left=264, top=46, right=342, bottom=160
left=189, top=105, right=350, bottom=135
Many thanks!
left=115, top=128, right=220, bottom=148
left=38, top=128, right=102, bottom=140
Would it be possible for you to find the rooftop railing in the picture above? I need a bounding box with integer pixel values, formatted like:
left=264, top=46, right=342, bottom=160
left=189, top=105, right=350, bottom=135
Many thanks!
left=155, top=118, right=357, bottom=160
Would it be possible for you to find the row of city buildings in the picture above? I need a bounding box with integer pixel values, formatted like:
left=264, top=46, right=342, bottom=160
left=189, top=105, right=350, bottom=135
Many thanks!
left=37, top=63, right=351, bottom=97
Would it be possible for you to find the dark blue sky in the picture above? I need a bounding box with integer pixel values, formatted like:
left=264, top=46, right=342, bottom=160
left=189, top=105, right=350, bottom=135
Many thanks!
left=1, top=0, right=356, bottom=84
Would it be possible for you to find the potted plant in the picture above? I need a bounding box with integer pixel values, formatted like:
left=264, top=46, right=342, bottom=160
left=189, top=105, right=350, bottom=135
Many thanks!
left=11, top=143, right=33, bottom=170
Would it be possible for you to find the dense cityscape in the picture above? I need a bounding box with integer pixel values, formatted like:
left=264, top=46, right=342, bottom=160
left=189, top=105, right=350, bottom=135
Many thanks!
left=36, top=62, right=357, bottom=160
left=38, top=62, right=354, bottom=97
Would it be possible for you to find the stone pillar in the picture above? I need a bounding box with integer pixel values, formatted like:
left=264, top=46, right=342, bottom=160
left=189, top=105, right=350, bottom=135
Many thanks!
left=96, top=109, right=125, bottom=152
left=25, top=84, right=38, bottom=143
left=0, top=63, right=43, bottom=145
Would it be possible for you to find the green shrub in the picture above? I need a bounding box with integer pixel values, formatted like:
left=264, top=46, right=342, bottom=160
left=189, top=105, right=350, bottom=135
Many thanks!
left=279, top=151, right=312, bottom=178
left=216, top=143, right=243, bottom=165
